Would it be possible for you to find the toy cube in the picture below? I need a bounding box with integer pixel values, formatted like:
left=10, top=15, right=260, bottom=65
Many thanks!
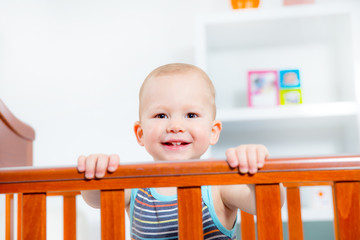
left=248, top=70, right=279, bottom=107
left=279, top=69, right=300, bottom=89
left=280, top=89, right=302, bottom=105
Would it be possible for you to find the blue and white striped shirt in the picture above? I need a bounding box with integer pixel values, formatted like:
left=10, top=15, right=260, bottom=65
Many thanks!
left=130, top=186, right=237, bottom=240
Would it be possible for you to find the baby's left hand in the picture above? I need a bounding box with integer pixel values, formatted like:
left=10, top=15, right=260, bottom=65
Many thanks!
left=225, top=144, right=269, bottom=174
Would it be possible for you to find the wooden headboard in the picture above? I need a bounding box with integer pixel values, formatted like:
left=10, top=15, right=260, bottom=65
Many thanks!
left=0, top=99, right=35, bottom=167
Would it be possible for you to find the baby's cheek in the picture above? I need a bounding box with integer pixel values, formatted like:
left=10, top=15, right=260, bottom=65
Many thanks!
left=195, top=132, right=213, bottom=153
left=142, top=129, right=160, bottom=150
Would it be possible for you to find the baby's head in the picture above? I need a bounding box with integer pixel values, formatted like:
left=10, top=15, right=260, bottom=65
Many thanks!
left=139, top=63, right=216, bottom=120
left=134, top=63, right=222, bottom=161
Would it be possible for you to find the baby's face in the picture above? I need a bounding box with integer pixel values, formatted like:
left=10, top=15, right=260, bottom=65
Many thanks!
left=134, top=71, right=221, bottom=161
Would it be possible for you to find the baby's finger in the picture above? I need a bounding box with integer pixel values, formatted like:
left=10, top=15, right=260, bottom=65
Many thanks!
left=108, top=154, right=120, bottom=172
left=257, top=146, right=268, bottom=168
left=225, top=148, right=238, bottom=168
left=77, top=155, right=86, bottom=172
left=95, top=155, right=108, bottom=178
left=247, top=146, right=258, bottom=174
left=236, top=146, right=248, bottom=174
left=85, top=155, right=98, bottom=179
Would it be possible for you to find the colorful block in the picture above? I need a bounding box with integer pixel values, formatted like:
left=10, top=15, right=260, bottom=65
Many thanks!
left=248, top=70, right=279, bottom=107
left=279, top=69, right=300, bottom=88
left=280, top=89, right=302, bottom=105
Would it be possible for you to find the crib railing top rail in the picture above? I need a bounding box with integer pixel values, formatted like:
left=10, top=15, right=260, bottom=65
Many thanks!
left=1, top=155, right=360, bottom=194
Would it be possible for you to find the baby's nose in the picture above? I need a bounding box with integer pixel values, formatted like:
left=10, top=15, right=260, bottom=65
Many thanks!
left=167, top=120, right=185, bottom=133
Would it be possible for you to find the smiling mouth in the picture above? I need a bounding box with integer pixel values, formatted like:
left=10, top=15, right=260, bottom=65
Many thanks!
left=162, top=142, right=190, bottom=146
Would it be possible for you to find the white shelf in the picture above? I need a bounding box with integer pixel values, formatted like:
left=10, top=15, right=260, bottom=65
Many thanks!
left=216, top=102, right=359, bottom=137
left=196, top=4, right=360, bottom=158
left=196, top=5, right=357, bottom=109
left=200, top=5, right=354, bottom=50
left=217, top=102, right=359, bottom=122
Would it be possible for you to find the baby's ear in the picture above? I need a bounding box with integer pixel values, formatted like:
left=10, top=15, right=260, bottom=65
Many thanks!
left=134, top=121, right=145, bottom=146
left=210, top=120, right=222, bottom=145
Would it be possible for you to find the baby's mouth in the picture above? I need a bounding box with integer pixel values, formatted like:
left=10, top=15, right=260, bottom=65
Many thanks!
left=162, top=141, right=190, bottom=146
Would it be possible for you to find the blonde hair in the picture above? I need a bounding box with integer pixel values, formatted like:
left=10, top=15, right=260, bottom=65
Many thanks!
left=139, top=63, right=216, bottom=118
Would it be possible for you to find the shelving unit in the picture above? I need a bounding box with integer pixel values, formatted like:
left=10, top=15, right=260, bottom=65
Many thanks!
left=195, top=4, right=360, bottom=233
left=195, top=4, right=360, bottom=158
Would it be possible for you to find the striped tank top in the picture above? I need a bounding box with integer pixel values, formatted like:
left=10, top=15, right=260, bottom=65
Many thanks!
left=130, top=186, right=237, bottom=240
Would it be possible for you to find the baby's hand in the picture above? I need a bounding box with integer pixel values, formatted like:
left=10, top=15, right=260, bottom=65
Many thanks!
left=77, top=154, right=120, bottom=179
left=225, top=144, right=269, bottom=174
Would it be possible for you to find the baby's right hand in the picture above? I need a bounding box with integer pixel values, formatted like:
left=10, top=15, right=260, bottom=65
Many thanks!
left=77, top=154, right=120, bottom=179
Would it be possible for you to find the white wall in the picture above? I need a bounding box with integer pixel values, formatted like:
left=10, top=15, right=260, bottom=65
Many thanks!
left=0, top=0, right=231, bottom=168
left=0, top=0, right=358, bottom=240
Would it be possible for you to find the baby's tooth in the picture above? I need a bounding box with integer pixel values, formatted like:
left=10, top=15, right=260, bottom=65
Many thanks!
left=177, top=142, right=181, bottom=146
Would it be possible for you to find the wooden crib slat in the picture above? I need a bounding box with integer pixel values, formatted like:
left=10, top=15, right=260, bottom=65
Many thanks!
left=22, top=193, right=46, bottom=240
left=286, top=187, right=303, bottom=240
left=177, top=187, right=203, bottom=239
left=5, top=194, right=14, bottom=240
left=332, top=186, right=339, bottom=240
left=101, top=190, right=125, bottom=240
left=256, top=184, right=283, bottom=240
left=334, top=182, right=360, bottom=240
left=63, top=194, right=77, bottom=240
left=17, top=194, right=23, bottom=240
left=241, top=210, right=256, bottom=240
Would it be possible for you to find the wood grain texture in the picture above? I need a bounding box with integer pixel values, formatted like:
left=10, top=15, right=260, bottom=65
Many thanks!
left=101, top=190, right=125, bottom=240
left=334, top=182, right=360, bottom=240
left=63, top=195, right=77, bottom=240
left=2, top=156, right=360, bottom=182
left=5, top=194, right=14, bottom=240
left=22, top=193, right=46, bottom=240
left=241, top=211, right=256, bottom=240
left=256, top=184, right=283, bottom=240
left=286, top=187, right=303, bottom=240
left=2, top=169, right=360, bottom=195
left=47, top=191, right=80, bottom=197
left=178, top=187, right=203, bottom=239
left=1, top=156, right=360, bottom=195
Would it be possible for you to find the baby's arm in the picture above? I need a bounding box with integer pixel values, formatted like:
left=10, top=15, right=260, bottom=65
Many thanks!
left=77, top=154, right=131, bottom=209
left=222, top=144, right=285, bottom=214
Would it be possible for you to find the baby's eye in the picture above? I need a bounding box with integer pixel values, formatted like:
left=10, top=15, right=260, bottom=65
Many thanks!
left=155, top=113, right=168, bottom=119
left=186, top=113, right=198, bottom=118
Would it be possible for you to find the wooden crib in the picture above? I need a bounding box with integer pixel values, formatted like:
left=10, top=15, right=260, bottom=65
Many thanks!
left=2, top=156, right=360, bottom=240
left=1, top=100, right=360, bottom=240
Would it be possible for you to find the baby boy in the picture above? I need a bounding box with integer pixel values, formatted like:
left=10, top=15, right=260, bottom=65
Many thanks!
left=77, top=63, right=282, bottom=239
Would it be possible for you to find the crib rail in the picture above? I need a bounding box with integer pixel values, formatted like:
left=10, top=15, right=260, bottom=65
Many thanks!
left=1, top=155, right=360, bottom=240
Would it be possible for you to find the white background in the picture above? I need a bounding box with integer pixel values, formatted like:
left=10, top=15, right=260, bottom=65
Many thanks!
left=0, top=0, right=358, bottom=239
